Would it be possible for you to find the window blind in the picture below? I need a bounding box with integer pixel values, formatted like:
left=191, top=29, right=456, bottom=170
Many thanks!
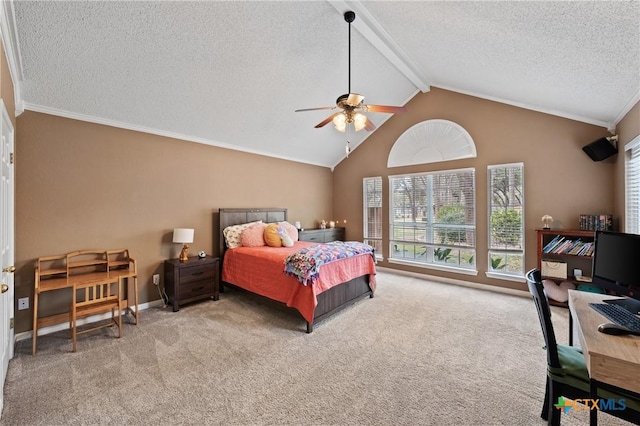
left=363, top=177, right=383, bottom=255
left=487, top=163, right=524, bottom=276
left=626, top=136, right=640, bottom=234
left=389, top=168, right=476, bottom=270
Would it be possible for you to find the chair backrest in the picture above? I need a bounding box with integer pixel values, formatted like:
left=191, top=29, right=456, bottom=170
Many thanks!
left=526, top=268, right=561, bottom=369
left=73, top=280, right=120, bottom=315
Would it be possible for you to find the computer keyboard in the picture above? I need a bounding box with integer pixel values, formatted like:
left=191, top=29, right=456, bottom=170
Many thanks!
left=589, top=303, right=640, bottom=333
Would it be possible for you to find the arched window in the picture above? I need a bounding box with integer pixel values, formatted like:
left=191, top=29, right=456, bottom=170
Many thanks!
left=387, top=119, right=476, bottom=167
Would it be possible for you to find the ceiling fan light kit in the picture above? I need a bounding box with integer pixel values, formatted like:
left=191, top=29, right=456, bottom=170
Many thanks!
left=295, top=10, right=407, bottom=142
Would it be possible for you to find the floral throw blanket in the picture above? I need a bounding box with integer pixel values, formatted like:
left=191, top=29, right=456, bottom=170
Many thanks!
left=284, top=241, right=375, bottom=285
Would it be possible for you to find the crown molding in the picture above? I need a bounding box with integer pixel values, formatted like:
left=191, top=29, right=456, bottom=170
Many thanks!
left=328, top=0, right=431, bottom=93
left=434, top=84, right=610, bottom=130
left=0, top=0, right=24, bottom=116
left=23, top=103, right=333, bottom=169
left=610, top=88, right=640, bottom=133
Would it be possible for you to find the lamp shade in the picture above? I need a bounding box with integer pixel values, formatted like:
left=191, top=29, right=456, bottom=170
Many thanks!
left=172, top=228, right=194, bottom=244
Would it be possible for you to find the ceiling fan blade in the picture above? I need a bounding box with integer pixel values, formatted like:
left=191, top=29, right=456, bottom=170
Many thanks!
left=295, top=106, right=335, bottom=112
left=364, top=117, right=377, bottom=132
left=365, top=105, right=408, bottom=114
left=346, top=93, right=365, bottom=106
left=315, top=113, right=339, bottom=128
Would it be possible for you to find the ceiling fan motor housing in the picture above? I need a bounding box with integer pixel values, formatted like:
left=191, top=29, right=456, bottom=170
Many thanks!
left=344, top=11, right=355, bottom=23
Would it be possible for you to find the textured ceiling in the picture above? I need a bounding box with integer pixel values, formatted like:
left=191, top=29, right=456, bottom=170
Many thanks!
left=8, top=1, right=640, bottom=169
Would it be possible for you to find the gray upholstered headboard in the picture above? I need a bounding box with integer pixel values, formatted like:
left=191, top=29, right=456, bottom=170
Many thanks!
left=218, top=208, right=287, bottom=256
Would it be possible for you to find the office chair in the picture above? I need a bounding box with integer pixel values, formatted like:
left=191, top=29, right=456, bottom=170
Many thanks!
left=526, top=268, right=640, bottom=425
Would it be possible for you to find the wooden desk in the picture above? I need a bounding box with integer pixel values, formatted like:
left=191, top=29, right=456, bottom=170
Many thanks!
left=568, top=290, right=640, bottom=425
left=568, top=290, right=640, bottom=394
left=32, top=250, right=138, bottom=354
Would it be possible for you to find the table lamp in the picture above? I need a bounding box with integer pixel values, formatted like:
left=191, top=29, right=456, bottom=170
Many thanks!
left=173, top=228, right=194, bottom=262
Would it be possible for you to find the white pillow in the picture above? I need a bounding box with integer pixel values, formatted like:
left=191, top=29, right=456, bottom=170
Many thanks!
left=223, top=221, right=262, bottom=249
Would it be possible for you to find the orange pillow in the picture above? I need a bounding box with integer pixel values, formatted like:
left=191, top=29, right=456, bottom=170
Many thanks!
left=263, top=224, right=282, bottom=247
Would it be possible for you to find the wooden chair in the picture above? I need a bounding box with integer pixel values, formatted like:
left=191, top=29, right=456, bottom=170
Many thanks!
left=68, top=250, right=122, bottom=352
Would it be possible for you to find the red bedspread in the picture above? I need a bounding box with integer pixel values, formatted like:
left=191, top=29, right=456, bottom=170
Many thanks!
left=221, top=241, right=377, bottom=323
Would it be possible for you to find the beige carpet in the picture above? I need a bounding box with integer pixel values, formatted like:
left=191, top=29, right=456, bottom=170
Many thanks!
left=1, top=271, right=632, bottom=425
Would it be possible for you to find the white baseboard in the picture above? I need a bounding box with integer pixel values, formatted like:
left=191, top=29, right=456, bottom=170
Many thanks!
left=15, top=299, right=165, bottom=343
left=376, top=266, right=530, bottom=299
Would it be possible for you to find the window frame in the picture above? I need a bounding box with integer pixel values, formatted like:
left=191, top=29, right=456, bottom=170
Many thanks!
left=363, top=177, right=384, bottom=260
left=625, top=135, right=640, bottom=234
left=486, top=163, right=525, bottom=281
left=388, top=168, right=477, bottom=275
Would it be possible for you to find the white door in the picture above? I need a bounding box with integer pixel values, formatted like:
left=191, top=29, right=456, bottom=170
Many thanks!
left=0, top=99, right=15, bottom=414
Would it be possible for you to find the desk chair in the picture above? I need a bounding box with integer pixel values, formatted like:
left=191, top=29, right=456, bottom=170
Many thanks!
left=70, top=280, right=122, bottom=352
left=68, top=250, right=122, bottom=352
left=526, top=268, right=640, bottom=425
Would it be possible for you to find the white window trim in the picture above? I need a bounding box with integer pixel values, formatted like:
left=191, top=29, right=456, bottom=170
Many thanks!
left=388, top=167, right=476, bottom=273
left=388, top=258, right=479, bottom=276
left=363, top=176, right=383, bottom=259
left=625, top=135, right=640, bottom=234
left=487, top=163, right=525, bottom=280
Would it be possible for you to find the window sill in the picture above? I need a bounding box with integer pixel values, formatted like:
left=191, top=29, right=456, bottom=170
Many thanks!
left=388, top=258, right=478, bottom=276
left=485, top=271, right=525, bottom=283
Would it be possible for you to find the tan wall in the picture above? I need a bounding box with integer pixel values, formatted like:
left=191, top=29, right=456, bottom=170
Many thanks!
left=15, top=111, right=334, bottom=333
left=614, top=101, right=640, bottom=230
left=333, top=87, right=614, bottom=291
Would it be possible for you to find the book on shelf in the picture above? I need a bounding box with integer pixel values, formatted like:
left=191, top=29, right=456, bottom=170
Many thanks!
left=542, top=235, right=593, bottom=256
left=543, top=235, right=565, bottom=253
left=579, top=214, right=613, bottom=231
left=566, top=240, right=583, bottom=255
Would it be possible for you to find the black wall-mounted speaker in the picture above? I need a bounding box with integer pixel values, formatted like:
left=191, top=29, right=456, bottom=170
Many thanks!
left=582, top=137, right=617, bottom=161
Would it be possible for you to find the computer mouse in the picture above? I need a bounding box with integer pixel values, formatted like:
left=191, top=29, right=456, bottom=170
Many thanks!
left=597, top=323, right=633, bottom=335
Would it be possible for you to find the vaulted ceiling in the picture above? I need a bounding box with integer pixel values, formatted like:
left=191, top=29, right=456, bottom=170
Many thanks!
left=6, top=1, right=640, bottom=168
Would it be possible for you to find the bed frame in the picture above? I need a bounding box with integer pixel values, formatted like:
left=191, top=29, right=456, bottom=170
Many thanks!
left=218, top=208, right=374, bottom=332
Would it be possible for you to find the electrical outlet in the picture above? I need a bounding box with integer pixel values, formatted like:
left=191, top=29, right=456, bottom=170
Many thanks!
left=18, top=297, right=29, bottom=310
left=152, top=274, right=160, bottom=286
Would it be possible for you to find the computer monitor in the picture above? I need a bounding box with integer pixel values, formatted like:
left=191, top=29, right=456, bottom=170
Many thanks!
left=591, top=231, right=640, bottom=313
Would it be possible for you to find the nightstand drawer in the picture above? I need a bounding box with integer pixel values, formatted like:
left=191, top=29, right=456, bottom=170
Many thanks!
left=179, top=264, right=215, bottom=284
left=178, top=279, right=213, bottom=300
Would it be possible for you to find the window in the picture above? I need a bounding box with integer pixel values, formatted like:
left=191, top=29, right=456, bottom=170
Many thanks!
left=389, top=169, right=476, bottom=272
left=487, top=163, right=524, bottom=277
left=626, top=136, right=640, bottom=234
left=363, top=177, right=383, bottom=257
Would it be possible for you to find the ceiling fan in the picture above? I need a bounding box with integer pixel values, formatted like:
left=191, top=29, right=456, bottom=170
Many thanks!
left=295, top=10, right=407, bottom=133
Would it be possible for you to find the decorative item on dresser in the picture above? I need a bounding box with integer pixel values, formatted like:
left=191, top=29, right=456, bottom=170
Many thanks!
left=298, top=227, right=345, bottom=243
left=164, top=256, right=220, bottom=312
left=218, top=208, right=375, bottom=333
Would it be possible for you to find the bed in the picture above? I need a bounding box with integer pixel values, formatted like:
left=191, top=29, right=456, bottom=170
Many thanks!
left=219, top=208, right=376, bottom=332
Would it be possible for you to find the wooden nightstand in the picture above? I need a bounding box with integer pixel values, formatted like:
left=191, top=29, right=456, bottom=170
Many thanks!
left=298, top=227, right=345, bottom=243
left=164, top=255, right=219, bottom=312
